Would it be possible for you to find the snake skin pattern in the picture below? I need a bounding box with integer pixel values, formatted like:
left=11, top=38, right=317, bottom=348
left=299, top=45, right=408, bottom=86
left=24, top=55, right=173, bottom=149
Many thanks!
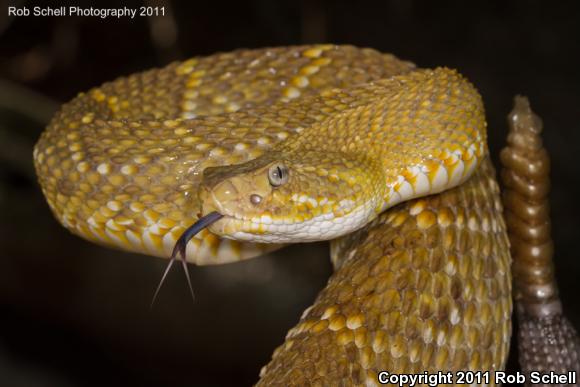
left=34, top=45, right=514, bottom=385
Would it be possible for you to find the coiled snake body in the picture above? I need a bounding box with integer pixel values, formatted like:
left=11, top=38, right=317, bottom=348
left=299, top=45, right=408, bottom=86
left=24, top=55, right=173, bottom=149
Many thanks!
left=34, top=45, right=513, bottom=385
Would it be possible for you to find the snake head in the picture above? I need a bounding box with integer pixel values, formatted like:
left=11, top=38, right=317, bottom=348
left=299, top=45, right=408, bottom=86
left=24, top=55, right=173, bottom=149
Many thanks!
left=195, top=152, right=382, bottom=243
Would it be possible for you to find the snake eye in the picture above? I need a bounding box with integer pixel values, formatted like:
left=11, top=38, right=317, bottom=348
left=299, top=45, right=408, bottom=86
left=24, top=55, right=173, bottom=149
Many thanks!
left=268, top=163, right=289, bottom=187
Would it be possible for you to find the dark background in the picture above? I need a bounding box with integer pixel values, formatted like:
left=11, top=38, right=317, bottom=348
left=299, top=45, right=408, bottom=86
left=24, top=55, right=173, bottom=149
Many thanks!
left=1, top=0, right=579, bottom=386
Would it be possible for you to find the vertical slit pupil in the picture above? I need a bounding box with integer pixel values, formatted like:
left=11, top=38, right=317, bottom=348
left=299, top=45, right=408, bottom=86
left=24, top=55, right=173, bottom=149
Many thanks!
left=269, top=163, right=288, bottom=187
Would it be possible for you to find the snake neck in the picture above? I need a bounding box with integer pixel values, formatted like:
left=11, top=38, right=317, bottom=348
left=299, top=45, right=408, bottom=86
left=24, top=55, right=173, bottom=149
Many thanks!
left=275, top=67, right=488, bottom=216
left=197, top=68, right=487, bottom=243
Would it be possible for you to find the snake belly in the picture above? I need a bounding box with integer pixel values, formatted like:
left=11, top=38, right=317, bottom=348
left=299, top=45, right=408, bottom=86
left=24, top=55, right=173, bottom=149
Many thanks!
left=33, top=45, right=512, bottom=384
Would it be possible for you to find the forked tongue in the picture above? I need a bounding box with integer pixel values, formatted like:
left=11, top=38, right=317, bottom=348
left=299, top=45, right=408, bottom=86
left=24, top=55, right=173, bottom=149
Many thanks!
left=150, top=211, right=224, bottom=308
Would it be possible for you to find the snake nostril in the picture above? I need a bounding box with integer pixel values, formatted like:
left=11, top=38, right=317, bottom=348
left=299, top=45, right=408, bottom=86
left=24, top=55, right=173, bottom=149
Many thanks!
left=250, top=194, right=262, bottom=205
